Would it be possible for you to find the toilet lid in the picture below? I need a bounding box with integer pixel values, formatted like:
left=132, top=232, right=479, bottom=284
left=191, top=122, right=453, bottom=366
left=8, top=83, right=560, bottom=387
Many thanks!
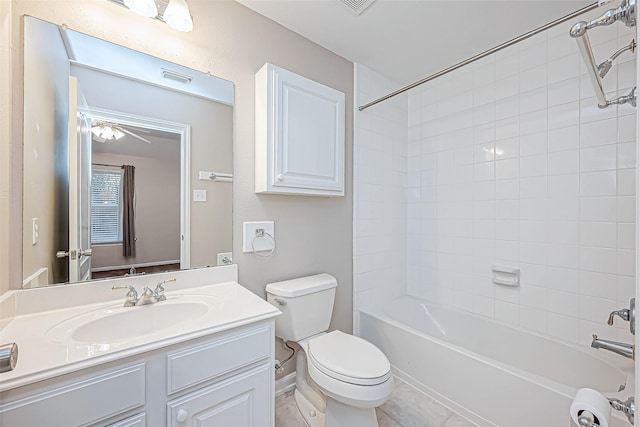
left=308, top=330, right=391, bottom=386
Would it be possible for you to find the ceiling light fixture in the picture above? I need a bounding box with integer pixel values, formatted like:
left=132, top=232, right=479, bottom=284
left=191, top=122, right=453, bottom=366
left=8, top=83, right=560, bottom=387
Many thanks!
left=162, top=0, right=194, bottom=32
left=91, top=123, right=126, bottom=141
left=123, top=0, right=158, bottom=18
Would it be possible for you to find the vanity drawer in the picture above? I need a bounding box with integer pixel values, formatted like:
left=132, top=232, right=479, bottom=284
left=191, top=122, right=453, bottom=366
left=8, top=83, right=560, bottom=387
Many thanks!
left=167, top=325, right=271, bottom=394
left=0, top=363, right=145, bottom=427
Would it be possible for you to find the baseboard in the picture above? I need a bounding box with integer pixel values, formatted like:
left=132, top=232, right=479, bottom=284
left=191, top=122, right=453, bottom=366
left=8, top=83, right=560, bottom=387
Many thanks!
left=91, top=259, right=180, bottom=272
left=275, top=371, right=296, bottom=397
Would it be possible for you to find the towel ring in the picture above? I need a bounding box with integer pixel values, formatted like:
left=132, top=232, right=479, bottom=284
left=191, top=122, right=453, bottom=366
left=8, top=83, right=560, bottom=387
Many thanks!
left=251, top=230, right=276, bottom=258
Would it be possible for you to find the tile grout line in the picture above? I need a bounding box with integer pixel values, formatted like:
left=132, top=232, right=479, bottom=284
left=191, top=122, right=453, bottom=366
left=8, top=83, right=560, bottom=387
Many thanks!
left=377, top=405, right=404, bottom=427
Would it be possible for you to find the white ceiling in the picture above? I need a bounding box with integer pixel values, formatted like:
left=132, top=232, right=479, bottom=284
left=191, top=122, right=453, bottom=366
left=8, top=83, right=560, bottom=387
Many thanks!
left=92, top=124, right=181, bottom=161
left=236, top=0, right=595, bottom=85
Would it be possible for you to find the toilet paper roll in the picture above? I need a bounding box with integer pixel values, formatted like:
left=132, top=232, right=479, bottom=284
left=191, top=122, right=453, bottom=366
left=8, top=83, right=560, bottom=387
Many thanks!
left=570, top=388, right=611, bottom=427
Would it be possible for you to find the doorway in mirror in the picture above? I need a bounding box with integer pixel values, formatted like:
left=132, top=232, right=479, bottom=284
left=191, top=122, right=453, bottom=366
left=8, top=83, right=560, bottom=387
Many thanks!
left=87, top=111, right=186, bottom=280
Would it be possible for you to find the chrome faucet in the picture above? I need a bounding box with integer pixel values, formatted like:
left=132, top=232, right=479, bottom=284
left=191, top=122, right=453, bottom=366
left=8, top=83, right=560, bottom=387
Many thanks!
left=112, top=278, right=176, bottom=307
left=135, top=286, right=158, bottom=306
left=111, top=285, right=139, bottom=307
left=591, top=334, right=634, bottom=360
left=154, top=278, right=177, bottom=302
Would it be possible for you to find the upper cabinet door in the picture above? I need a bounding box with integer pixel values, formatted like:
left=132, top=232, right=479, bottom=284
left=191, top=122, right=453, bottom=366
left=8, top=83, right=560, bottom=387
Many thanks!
left=255, top=63, right=345, bottom=196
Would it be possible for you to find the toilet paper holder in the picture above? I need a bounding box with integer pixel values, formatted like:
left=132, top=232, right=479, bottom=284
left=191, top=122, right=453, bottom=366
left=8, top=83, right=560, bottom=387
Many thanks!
left=578, top=396, right=635, bottom=426
left=610, top=397, right=635, bottom=426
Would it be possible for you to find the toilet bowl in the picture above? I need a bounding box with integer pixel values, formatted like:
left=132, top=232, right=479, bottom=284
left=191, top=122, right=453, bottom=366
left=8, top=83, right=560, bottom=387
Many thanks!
left=294, top=331, right=394, bottom=427
left=266, top=274, right=394, bottom=427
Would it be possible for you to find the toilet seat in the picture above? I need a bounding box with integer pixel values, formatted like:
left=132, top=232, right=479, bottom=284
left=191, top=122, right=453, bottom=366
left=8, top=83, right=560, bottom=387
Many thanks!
left=308, top=330, right=391, bottom=386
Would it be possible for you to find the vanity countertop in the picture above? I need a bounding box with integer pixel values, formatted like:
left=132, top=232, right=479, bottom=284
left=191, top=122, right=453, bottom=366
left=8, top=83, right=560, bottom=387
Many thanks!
left=0, top=278, right=280, bottom=392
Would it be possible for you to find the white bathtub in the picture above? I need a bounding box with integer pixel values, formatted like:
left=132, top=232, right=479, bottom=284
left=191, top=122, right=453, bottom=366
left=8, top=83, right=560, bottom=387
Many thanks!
left=359, top=296, right=634, bottom=427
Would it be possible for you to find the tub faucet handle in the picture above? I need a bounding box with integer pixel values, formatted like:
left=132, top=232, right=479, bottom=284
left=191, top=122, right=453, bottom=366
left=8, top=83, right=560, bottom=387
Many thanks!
left=607, top=298, right=635, bottom=335
left=608, top=308, right=630, bottom=325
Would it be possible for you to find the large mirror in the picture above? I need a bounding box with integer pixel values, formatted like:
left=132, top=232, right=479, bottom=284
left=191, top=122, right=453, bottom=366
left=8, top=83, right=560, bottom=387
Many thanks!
left=22, top=17, right=234, bottom=288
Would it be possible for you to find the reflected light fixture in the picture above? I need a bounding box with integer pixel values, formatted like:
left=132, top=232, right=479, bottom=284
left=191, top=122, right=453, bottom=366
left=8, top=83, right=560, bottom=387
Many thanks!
left=91, top=123, right=126, bottom=140
left=163, top=0, right=194, bottom=32
left=123, top=0, right=158, bottom=18
left=112, top=0, right=194, bottom=32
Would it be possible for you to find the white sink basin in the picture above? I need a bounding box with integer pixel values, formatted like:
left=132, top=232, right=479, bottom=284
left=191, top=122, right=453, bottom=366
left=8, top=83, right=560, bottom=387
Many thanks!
left=71, top=302, right=208, bottom=343
left=46, top=296, right=217, bottom=345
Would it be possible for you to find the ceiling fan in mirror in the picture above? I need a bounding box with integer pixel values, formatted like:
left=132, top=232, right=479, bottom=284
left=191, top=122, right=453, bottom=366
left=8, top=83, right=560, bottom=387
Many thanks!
left=91, top=122, right=152, bottom=144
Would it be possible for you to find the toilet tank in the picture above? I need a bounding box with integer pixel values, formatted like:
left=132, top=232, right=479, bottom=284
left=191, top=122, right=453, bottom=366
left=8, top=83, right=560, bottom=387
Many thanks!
left=265, top=274, right=337, bottom=342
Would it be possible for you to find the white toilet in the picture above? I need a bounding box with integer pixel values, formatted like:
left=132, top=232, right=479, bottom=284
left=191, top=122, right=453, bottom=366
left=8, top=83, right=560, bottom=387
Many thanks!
left=266, top=274, right=394, bottom=427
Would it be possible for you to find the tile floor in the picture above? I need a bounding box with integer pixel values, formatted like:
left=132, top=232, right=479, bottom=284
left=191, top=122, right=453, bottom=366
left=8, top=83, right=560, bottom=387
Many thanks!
left=275, top=378, right=477, bottom=427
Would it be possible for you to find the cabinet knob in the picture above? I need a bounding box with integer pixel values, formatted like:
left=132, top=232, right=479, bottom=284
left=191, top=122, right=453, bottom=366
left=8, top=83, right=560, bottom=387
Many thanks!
left=276, top=174, right=284, bottom=181
left=176, top=409, right=189, bottom=423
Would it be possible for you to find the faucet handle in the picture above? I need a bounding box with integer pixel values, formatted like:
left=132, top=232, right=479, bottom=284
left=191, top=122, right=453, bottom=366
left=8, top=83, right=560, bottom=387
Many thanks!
left=154, top=278, right=176, bottom=302
left=112, top=285, right=138, bottom=307
left=607, top=298, right=636, bottom=335
left=608, top=309, right=630, bottom=325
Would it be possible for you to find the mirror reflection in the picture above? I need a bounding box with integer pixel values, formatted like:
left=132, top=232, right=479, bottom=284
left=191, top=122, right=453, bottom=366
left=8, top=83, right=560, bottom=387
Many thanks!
left=22, top=17, right=234, bottom=288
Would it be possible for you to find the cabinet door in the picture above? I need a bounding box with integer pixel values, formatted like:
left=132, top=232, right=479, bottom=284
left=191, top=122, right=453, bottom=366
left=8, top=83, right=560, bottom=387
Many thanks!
left=256, top=63, right=345, bottom=196
left=167, top=364, right=271, bottom=427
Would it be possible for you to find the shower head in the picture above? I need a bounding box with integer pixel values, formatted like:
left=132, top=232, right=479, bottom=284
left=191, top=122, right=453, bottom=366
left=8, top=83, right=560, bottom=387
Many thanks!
left=598, top=39, right=636, bottom=78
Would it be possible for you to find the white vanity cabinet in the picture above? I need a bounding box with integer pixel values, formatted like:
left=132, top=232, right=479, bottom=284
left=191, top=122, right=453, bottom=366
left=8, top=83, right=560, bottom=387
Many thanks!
left=107, top=413, right=146, bottom=427
left=167, top=364, right=270, bottom=426
left=0, top=321, right=275, bottom=427
left=255, top=63, right=345, bottom=196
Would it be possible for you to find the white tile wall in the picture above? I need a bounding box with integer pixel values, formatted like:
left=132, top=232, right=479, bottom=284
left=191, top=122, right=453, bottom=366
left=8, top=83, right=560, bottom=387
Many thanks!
left=353, top=64, right=408, bottom=330
left=354, top=6, right=637, bottom=348
left=405, top=9, right=636, bottom=347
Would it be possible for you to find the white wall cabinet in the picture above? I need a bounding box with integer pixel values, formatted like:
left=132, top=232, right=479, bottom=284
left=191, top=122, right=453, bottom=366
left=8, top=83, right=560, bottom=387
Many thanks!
left=255, top=63, right=345, bottom=196
left=0, top=321, right=275, bottom=427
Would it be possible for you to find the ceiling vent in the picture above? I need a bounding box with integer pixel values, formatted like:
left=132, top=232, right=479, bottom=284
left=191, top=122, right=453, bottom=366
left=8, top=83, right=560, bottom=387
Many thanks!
left=161, top=69, right=192, bottom=84
left=336, top=0, right=376, bottom=16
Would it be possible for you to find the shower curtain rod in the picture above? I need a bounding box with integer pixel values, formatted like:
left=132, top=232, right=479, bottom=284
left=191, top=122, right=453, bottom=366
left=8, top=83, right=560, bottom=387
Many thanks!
left=358, top=1, right=601, bottom=111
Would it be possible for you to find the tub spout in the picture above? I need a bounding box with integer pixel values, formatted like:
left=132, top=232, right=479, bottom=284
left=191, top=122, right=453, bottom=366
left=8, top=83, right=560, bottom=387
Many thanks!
left=591, top=334, right=634, bottom=360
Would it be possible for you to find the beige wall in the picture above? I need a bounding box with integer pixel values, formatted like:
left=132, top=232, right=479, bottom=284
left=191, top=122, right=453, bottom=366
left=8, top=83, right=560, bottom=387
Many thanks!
left=91, top=153, right=181, bottom=271
left=0, top=0, right=11, bottom=296
left=4, top=0, right=354, bottom=367
left=21, top=17, right=69, bottom=285
left=70, top=65, right=233, bottom=268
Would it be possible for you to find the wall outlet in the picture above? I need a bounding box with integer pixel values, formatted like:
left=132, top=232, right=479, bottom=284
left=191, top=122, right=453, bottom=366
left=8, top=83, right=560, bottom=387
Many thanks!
left=193, top=189, right=207, bottom=202
left=242, top=221, right=275, bottom=253
left=32, top=218, right=38, bottom=245
left=217, top=252, right=233, bottom=265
